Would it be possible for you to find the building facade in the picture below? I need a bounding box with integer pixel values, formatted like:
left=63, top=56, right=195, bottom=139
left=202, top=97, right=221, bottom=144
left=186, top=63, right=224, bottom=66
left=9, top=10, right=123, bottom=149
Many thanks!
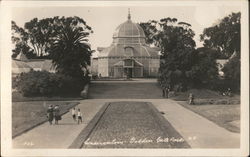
left=12, top=52, right=55, bottom=77
left=93, top=12, right=160, bottom=78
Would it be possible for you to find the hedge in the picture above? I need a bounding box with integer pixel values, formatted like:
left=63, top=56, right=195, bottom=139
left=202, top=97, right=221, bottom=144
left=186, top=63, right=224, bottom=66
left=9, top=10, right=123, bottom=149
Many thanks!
left=13, top=70, right=89, bottom=97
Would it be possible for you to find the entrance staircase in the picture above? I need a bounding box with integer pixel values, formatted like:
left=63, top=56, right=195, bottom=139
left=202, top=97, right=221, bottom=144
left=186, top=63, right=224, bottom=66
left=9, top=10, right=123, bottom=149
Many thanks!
left=88, top=79, right=163, bottom=99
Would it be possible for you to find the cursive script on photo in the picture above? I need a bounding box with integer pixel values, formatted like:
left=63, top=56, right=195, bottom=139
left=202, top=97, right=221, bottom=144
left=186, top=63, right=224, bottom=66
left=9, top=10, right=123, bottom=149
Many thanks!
left=84, top=136, right=186, bottom=146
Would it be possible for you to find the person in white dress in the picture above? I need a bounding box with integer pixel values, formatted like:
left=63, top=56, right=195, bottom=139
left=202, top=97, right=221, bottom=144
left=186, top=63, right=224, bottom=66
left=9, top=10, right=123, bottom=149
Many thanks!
left=71, top=108, right=76, bottom=121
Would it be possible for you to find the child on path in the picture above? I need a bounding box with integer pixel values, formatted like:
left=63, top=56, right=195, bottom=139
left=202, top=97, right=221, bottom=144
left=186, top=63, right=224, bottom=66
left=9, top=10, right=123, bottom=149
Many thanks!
left=77, top=109, right=83, bottom=124
left=189, top=93, right=195, bottom=105
left=71, top=108, right=76, bottom=121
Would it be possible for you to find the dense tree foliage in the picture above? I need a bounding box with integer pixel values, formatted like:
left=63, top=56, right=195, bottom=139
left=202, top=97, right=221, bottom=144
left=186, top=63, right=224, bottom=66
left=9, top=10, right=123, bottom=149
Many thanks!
left=11, top=21, right=35, bottom=58
left=141, top=13, right=240, bottom=92
left=139, top=20, right=158, bottom=45
left=188, top=47, right=219, bottom=87
left=12, top=16, right=93, bottom=79
left=200, top=12, right=241, bottom=58
left=222, top=57, right=240, bottom=91
left=11, top=16, right=92, bottom=58
left=49, top=24, right=92, bottom=78
left=201, top=12, right=241, bottom=91
left=140, top=18, right=196, bottom=90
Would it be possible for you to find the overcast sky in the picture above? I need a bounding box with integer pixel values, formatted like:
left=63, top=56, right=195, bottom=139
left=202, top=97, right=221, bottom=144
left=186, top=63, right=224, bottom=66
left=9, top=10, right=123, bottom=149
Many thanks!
left=12, top=3, right=241, bottom=57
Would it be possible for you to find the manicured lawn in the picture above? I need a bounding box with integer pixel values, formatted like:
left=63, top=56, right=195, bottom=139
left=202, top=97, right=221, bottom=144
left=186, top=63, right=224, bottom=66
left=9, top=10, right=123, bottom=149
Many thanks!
left=171, top=88, right=240, bottom=101
left=12, top=101, right=79, bottom=138
left=177, top=101, right=240, bottom=133
left=12, top=91, right=82, bottom=102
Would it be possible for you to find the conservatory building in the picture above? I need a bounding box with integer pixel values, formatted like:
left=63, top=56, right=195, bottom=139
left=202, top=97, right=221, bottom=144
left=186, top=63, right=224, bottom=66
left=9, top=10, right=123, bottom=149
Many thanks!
left=94, top=12, right=160, bottom=78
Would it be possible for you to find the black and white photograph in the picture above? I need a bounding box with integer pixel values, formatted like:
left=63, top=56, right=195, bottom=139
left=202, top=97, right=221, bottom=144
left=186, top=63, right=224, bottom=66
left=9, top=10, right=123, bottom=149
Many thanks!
left=0, top=0, right=249, bottom=156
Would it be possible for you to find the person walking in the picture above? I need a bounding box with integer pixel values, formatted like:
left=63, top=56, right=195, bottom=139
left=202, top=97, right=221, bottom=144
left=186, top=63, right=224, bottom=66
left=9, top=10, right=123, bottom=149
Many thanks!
left=47, top=105, right=54, bottom=125
left=71, top=107, right=76, bottom=122
left=54, top=105, right=61, bottom=125
left=77, top=109, right=83, bottom=124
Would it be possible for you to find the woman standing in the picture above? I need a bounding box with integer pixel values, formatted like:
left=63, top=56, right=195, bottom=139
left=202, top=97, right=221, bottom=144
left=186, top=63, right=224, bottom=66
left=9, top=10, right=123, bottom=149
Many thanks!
left=47, top=105, right=54, bottom=125
left=54, top=105, right=60, bottom=125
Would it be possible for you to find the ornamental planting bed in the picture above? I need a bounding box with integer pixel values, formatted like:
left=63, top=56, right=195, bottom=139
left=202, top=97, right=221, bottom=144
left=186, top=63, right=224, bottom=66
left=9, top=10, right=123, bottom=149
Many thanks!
left=71, top=101, right=190, bottom=148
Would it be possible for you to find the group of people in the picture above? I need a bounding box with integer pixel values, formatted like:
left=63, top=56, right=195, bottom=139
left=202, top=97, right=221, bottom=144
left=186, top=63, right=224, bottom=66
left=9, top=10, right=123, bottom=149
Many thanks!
left=71, top=108, right=83, bottom=124
left=160, top=83, right=195, bottom=105
left=161, top=84, right=171, bottom=98
left=47, top=105, right=61, bottom=125
left=221, top=88, right=232, bottom=97
left=47, top=105, right=83, bottom=125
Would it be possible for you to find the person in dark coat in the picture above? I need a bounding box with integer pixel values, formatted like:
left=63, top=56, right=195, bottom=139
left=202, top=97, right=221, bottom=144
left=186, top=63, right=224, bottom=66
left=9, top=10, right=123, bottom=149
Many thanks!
left=47, top=105, right=54, bottom=125
left=54, top=105, right=60, bottom=125
left=165, top=85, right=170, bottom=98
left=161, top=83, right=166, bottom=97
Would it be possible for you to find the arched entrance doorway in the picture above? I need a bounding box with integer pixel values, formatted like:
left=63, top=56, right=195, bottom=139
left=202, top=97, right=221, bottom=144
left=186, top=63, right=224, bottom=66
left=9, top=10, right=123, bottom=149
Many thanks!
left=112, top=59, right=143, bottom=78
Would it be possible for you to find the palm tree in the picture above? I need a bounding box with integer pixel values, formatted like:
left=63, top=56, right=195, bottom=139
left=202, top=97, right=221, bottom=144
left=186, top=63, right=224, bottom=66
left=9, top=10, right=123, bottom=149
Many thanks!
left=50, top=26, right=92, bottom=79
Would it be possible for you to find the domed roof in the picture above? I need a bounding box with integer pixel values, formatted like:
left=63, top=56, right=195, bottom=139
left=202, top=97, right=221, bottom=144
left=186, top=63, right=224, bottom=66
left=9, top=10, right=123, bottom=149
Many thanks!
left=97, top=10, right=160, bottom=58
left=98, top=44, right=159, bottom=57
left=113, top=11, right=145, bottom=39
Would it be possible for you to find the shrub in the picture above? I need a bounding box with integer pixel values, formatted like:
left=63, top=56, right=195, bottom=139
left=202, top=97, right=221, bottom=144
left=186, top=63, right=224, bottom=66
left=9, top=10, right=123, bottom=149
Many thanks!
left=222, top=56, right=240, bottom=92
left=13, top=70, right=89, bottom=97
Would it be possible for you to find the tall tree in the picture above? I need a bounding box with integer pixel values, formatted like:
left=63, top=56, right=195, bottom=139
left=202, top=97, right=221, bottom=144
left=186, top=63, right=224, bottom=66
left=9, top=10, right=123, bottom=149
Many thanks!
left=141, top=18, right=196, bottom=90
left=49, top=23, right=92, bottom=79
left=11, top=21, right=35, bottom=58
left=12, top=16, right=92, bottom=58
left=201, top=12, right=241, bottom=91
left=200, top=12, right=241, bottom=58
left=139, top=20, right=158, bottom=45
left=187, top=47, right=219, bottom=87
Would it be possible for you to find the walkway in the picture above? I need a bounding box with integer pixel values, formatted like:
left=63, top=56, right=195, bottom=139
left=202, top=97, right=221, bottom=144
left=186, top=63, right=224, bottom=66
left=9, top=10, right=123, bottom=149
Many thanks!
left=13, top=98, right=240, bottom=148
left=12, top=100, right=103, bottom=148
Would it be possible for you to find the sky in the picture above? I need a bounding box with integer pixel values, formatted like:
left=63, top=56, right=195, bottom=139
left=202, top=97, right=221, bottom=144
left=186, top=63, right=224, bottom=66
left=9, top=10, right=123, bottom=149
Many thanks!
left=12, top=3, right=241, bottom=57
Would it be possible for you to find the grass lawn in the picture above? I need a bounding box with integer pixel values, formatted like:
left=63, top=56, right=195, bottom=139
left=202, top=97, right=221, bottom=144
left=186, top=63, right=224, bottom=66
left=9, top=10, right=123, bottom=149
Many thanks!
left=171, top=88, right=240, bottom=101
left=12, top=91, right=83, bottom=102
left=171, top=89, right=240, bottom=133
left=12, top=101, right=79, bottom=138
left=177, top=101, right=240, bottom=133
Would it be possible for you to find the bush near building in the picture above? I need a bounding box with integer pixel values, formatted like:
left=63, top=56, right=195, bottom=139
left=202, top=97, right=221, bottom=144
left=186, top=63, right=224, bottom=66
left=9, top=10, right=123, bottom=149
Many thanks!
left=13, top=70, right=89, bottom=97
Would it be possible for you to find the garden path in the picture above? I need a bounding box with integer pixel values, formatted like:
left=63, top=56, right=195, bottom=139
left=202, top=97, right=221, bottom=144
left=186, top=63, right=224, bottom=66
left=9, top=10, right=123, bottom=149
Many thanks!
left=12, top=99, right=240, bottom=148
left=12, top=80, right=240, bottom=148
